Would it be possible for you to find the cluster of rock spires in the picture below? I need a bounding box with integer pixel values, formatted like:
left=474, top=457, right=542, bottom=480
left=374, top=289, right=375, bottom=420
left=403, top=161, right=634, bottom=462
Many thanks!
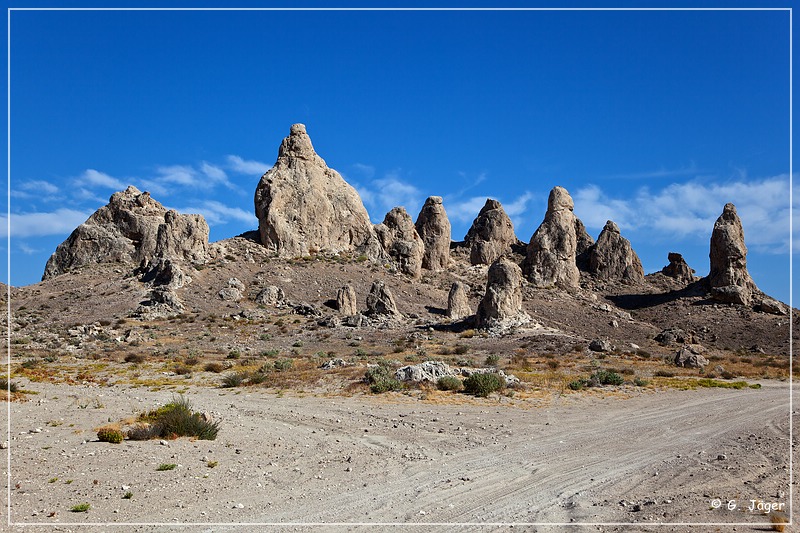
left=42, top=123, right=785, bottom=327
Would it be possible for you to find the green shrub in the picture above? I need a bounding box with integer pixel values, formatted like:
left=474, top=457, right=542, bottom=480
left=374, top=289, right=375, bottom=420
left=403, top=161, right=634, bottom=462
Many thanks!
left=70, top=502, right=90, bottom=512
left=654, top=369, right=675, bottom=378
left=124, top=353, right=146, bottom=364
left=220, top=372, right=246, bottom=388
left=204, top=362, right=224, bottom=373
left=156, top=463, right=177, bottom=471
left=437, top=376, right=463, bottom=392
left=273, top=358, right=294, bottom=372
left=0, top=378, right=19, bottom=393
left=485, top=354, right=500, bottom=366
left=130, top=396, right=219, bottom=441
left=590, top=370, right=624, bottom=386
left=97, top=426, right=124, bottom=444
left=463, top=373, right=505, bottom=397
left=123, top=491, right=133, bottom=499
left=633, top=377, right=650, bottom=387
left=568, top=378, right=588, bottom=391
left=364, top=361, right=403, bottom=394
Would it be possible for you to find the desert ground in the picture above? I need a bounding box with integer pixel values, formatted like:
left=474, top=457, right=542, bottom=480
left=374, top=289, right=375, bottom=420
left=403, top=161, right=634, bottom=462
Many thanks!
left=2, top=374, right=792, bottom=532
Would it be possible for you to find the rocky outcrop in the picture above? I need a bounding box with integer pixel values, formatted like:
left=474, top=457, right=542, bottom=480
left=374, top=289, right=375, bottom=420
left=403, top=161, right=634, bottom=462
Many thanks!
left=574, top=218, right=595, bottom=270
left=661, top=252, right=696, bottom=283
left=706, top=203, right=757, bottom=305
left=255, top=286, right=285, bottom=306
left=139, top=257, right=187, bottom=289
left=253, top=124, right=380, bottom=259
left=394, top=360, right=519, bottom=386
left=524, top=186, right=582, bottom=289
left=674, top=345, right=709, bottom=368
left=133, top=288, right=184, bottom=319
left=218, top=278, right=244, bottom=302
left=375, top=207, right=424, bottom=277
left=757, top=297, right=788, bottom=316
left=336, top=284, right=358, bottom=316
left=476, top=257, right=530, bottom=331
left=43, top=186, right=209, bottom=280
left=365, top=281, right=401, bottom=316
left=415, top=196, right=451, bottom=271
left=446, top=281, right=471, bottom=320
left=586, top=221, right=645, bottom=284
left=464, top=199, right=517, bottom=265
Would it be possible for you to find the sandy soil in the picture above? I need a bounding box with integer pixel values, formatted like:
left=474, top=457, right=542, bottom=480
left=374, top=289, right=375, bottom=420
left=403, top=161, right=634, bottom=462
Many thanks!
left=1, top=378, right=792, bottom=532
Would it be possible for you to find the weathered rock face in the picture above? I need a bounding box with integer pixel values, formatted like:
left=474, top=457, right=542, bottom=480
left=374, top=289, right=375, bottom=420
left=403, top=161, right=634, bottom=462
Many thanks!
left=464, top=199, right=517, bottom=265
left=587, top=221, right=645, bottom=284
left=255, top=286, right=286, bottom=306
left=574, top=218, right=595, bottom=270
left=43, top=186, right=209, bottom=280
left=661, top=252, right=696, bottom=283
left=674, top=345, right=709, bottom=368
left=365, top=281, right=400, bottom=316
left=139, top=257, right=187, bottom=289
left=524, top=186, right=581, bottom=289
left=415, top=196, right=451, bottom=271
left=254, top=124, right=380, bottom=258
left=336, top=284, right=358, bottom=316
left=476, top=257, right=530, bottom=330
left=446, top=281, right=471, bottom=320
left=374, top=207, right=424, bottom=277
left=706, top=203, right=757, bottom=305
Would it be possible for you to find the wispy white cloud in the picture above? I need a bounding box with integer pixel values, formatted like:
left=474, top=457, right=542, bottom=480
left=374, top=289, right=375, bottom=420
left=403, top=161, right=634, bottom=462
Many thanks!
left=156, top=165, right=198, bottom=186
left=75, top=169, right=126, bottom=190
left=605, top=162, right=702, bottom=181
left=175, top=201, right=255, bottom=226
left=17, top=242, right=41, bottom=255
left=350, top=163, right=375, bottom=179
left=572, top=175, right=794, bottom=253
left=0, top=208, right=91, bottom=239
left=444, top=196, right=492, bottom=225
left=226, top=155, right=269, bottom=175
left=443, top=192, right=536, bottom=240
left=19, top=180, right=59, bottom=195
left=355, top=171, right=424, bottom=222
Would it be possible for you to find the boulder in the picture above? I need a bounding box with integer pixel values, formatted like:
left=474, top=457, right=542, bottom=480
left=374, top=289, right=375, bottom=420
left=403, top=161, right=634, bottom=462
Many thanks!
left=336, top=284, right=358, bottom=316
left=139, top=257, right=187, bottom=289
left=476, top=257, right=530, bottom=331
left=133, top=288, right=184, bottom=319
left=524, top=186, right=582, bottom=289
left=365, top=281, right=401, bottom=316
left=661, top=252, right=696, bottom=283
left=464, top=199, right=517, bottom=265
left=219, top=278, right=244, bottom=302
left=586, top=220, right=645, bottom=284
left=757, top=297, right=788, bottom=316
left=655, top=327, right=691, bottom=346
left=446, top=281, right=472, bottom=320
left=589, top=339, right=614, bottom=352
left=674, top=345, right=709, bottom=368
left=255, top=286, right=286, bottom=306
left=706, top=203, right=757, bottom=305
left=375, top=207, right=424, bottom=277
left=415, top=196, right=451, bottom=271
left=395, top=361, right=456, bottom=383
left=254, top=124, right=381, bottom=258
left=43, top=186, right=209, bottom=279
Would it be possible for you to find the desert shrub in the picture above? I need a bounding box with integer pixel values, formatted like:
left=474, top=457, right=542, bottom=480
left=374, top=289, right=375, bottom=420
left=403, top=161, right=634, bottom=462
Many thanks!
left=547, top=360, right=560, bottom=370
left=124, top=353, right=146, bottom=364
left=453, top=344, right=469, bottom=355
left=96, top=426, right=124, bottom=444
left=156, top=463, right=177, bottom=471
left=21, top=358, right=40, bottom=369
left=590, top=369, right=624, bottom=386
left=204, top=362, right=224, bottom=373
left=174, top=365, right=192, bottom=376
left=364, top=361, right=403, bottom=393
left=125, top=423, right=161, bottom=441
left=654, top=369, right=675, bottom=378
left=226, top=350, right=240, bottom=360
left=220, top=372, right=247, bottom=388
left=720, top=370, right=737, bottom=380
left=617, top=367, right=635, bottom=375
left=0, top=378, right=19, bottom=393
left=485, top=354, right=500, bottom=366
left=132, top=396, right=219, bottom=441
left=437, top=376, right=463, bottom=392
left=70, top=502, right=90, bottom=512
left=184, top=356, right=199, bottom=366
left=273, top=358, right=294, bottom=371
left=463, top=373, right=505, bottom=397
left=633, top=377, right=650, bottom=387
left=568, top=378, right=588, bottom=391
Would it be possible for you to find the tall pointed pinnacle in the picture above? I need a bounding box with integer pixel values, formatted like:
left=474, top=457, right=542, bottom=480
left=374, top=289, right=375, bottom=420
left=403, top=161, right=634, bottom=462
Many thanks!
left=706, top=202, right=757, bottom=305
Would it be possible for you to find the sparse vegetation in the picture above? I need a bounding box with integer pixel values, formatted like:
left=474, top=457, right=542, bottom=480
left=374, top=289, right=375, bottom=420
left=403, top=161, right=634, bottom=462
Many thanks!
left=0, top=378, right=19, bottom=393
left=463, top=372, right=505, bottom=397
left=156, top=463, right=177, bottom=471
left=364, top=361, right=403, bottom=393
left=485, top=354, right=500, bottom=366
left=437, top=375, right=463, bottom=392
left=96, top=426, right=124, bottom=443
left=128, top=396, right=219, bottom=441
left=123, top=491, right=133, bottom=499
left=70, top=502, right=90, bottom=512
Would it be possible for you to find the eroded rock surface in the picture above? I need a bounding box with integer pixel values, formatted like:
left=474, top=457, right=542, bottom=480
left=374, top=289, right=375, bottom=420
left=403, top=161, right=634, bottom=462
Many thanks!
left=706, top=203, right=757, bottom=305
left=336, top=284, right=358, bottom=316
left=43, top=186, right=209, bottom=280
left=375, top=207, right=424, bottom=277
left=464, top=199, right=517, bottom=265
left=415, top=196, right=451, bottom=271
left=661, top=252, right=696, bottom=284
left=476, top=257, right=530, bottom=331
left=446, top=281, right=471, bottom=320
left=254, top=124, right=380, bottom=258
left=587, top=221, right=645, bottom=284
left=365, top=281, right=401, bottom=317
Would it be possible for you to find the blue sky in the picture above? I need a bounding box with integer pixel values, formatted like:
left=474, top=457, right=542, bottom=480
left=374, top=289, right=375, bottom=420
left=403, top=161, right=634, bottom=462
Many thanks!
left=3, top=5, right=796, bottom=305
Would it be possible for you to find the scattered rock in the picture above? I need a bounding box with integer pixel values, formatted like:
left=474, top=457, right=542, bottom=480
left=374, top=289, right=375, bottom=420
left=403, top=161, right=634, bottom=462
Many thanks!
left=254, top=124, right=381, bottom=259
left=43, top=186, right=209, bottom=280
left=319, top=358, right=349, bottom=370
left=365, top=281, right=401, bottom=317
left=464, top=199, right=517, bottom=265
left=476, top=257, right=531, bottom=332
left=336, top=285, right=358, bottom=316
left=446, top=281, right=472, bottom=321
left=674, top=345, right=709, bottom=368
left=218, top=288, right=242, bottom=302
left=524, top=186, right=582, bottom=289
left=706, top=203, right=757, bottom=305
left=586, top=221, right=645, bottom=284
left=395, top=361, right=456, bottom=382
left=139, top=257, right=188, bottom=289
left=415, top=196, right=451, bottom=271
left=756, top=297, right=787, bottom=316
left=589, top=339, right=614, bottom=352
left=661, top=252, right=696, bottom=283
left=133, top=288, right=184, bottom=318
left=655, top=327, right=690, bottom=346
left=375, top=207, right=425, bottom=277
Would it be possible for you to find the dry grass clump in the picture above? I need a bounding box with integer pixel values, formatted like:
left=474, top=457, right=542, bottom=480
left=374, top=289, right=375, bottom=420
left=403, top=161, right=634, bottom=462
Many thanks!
left=127, top=396, right=219, bottom=441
